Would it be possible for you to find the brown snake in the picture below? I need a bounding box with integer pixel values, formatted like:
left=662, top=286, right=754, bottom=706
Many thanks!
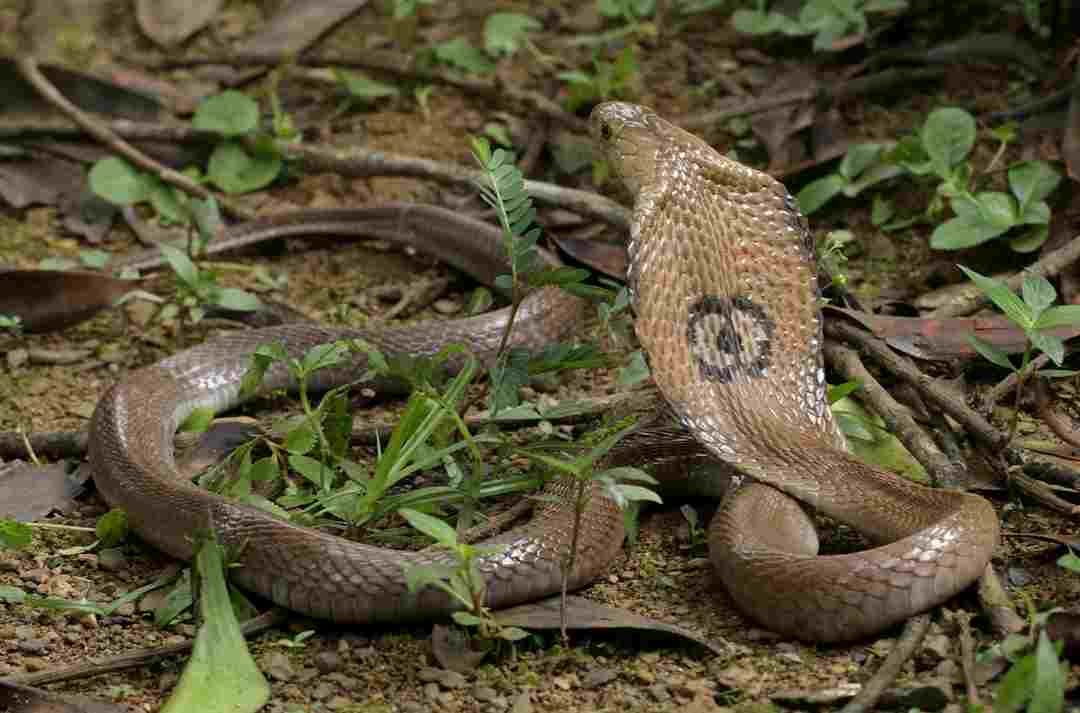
left=89, top=105, right=999, bottom=643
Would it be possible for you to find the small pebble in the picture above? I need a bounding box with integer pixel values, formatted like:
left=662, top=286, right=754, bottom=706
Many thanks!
left=314, top=650, right=342, bottom=673
left=262, top=651, right=295, bottom=682
left=96, top=548, right=127, bottom=572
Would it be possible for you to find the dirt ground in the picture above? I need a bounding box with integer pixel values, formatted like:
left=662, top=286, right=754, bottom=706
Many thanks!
left=2, top=1, right=1080, bottom=711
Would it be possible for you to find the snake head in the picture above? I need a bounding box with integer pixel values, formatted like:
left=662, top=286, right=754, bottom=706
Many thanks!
left=589, top=102, right=667, bottom=197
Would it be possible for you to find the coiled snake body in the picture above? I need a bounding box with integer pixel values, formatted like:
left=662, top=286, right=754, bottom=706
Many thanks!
left=88, top=105, right=998, bottom=643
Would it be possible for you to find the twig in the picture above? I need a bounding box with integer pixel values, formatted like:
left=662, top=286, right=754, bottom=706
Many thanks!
left=926, top=233, right=1080, bottom=319
left=976, top=563, right=1025, bottom=638
left=1, top=608, right=288, bottom=686
left=1034, top=378, right=1080, bottom=449
left=129, top=48, right=586, bottom=133
left=1009, top=467, right=1080, bottom=516
left=824, top=342, right=964, bottom=487
left=826, top=320, right=1008, bottom=451
left=950, top=609, right=982, bottom=707
left=0, top=430, right=88, bottom=461
left=274, top=140, right=630, bottom=229
left=982, top=353, right=1051, bottom=413
left=839, top=614, right=931, bottom=713
left=13, top=56, right=256, bottom=222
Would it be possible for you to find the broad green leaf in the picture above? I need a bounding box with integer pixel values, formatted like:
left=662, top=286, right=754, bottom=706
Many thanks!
left=1029, top=630, right=1065, bottom=713
left=1058, top=549, right=1080, bottom=573
left=1029, top=330, right=1065, bottom=365
left=498, top=626, right=529, bottom=641
left=483, top=12, right=541, bottom=57
left=192, top=90, right=260, bottom=137
left=158, top=243, right=199, bottom=286
left=207, top=141, right=282, bottom=194
left=827, top=380, right=862, bottom=403
left=289, top=454, right=331, bottom=487
left=967, top=335, right=1014, bottom=371
left=617, top=349, right=650, bottom=387
left=1035, top=304, right=1080, bottom=329
left=838, top=143, right=882, bottom=181
left=971, top=191, right=1018, bottom=230
left=0, top=519, right=32, bottom=549
left=1017, top=200, right=1051, bottom=225
left=284, top=424, right=316, bottom=455
left=180, top=407, right=215, bottom=433
left=95, top=509, right=128, bottom=548
left=1009, top=160, right=1061, bottom=211
left=160, top=539, right=270, bottom=713
left=214, top=287, right=263, bottom=311
left=608, top=483, right=663, bottom=506
left=79, top=249, right=111, bottom=269
left=599, top=466, right=658, bottom=485
left=1010, top=226, right=1050, bottom=253
left=0, top=585, right=26, bottom=602
left=796, top=174, right=846, bottom=215
left=995, top=649, right=1036, bottom=713
left=930, top=216, right=1008, bottom=250
left=89, top=157, right=152, bottom=205
left=843, top=163, right=905, bottom=199
left=958, top=266, right=1034, bottom=329
left=434, top=37, right=495, bottom=74
left=334, top=70, right=400, bottom=102
left=1022, top=271, right=1056, bottom=319
left=399, top=508, right=457, bottom=546
left=921, top=107, right=976, bottom=173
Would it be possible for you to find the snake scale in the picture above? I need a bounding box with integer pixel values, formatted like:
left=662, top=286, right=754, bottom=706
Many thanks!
left=89, top=103, right=999, bottom=643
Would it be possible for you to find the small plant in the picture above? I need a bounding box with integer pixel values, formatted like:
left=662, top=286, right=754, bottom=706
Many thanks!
left=678, top=505, right=707, bottom=555
left=962, top=266, right=1080, bottom=440
left=333, top=69, right=401, bottom=112
left=558, top=46, right=641, bottom=113
left=0, top=313, right=22, bottom=335
left=732, top=0, right=908, bottom=51
left=976, top=596, right=1066, bottom=713
left=400, top=507, right=529, bottom=643
left=892, top=108, right=1061, bottom=252
left=796, top=143, right=904, bottom=215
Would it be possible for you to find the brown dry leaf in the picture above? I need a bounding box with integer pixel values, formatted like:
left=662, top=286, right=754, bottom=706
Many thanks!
left=136, top=0, right=225, bottom=48
left=235, top=0, right=371, bottom=57
left=0, top=270, right=139, bottom=333
left=494, top=595, right=726, bottom=655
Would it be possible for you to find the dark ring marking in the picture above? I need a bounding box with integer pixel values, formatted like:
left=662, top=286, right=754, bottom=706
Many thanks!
left=687, top=295, right=775, bottom=384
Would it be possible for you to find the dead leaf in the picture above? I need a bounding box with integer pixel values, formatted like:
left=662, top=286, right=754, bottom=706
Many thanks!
left=0, top=270, right=140, bottom=333
left=494, top=595, right=726, bottom=655
left=235, top=1, right=371, bottom=57
left=0, top=681, right=133, bottom=713
left=0, top=460, right=86, bottom=522
left=137, top=0, right=225, bottom=48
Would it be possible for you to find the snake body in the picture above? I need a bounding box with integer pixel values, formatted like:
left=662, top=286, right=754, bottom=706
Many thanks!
left=88, top=107, right=999, bottom=642
left=591, top=102, right=998, bottom=641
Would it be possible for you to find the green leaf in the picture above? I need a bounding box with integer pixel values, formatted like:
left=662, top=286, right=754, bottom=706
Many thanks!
left=451, top=611, right=485, bottom=627
left=284, top=424, right=317, bottom=455
left=617, top=350, right=650, bottom=387
left=971, top=191, right=1019, bottom=230
left=158, top=243, right=199, bottom=286
left=160, top=539, right=270, bottom=713
left=796, top=174, right=846, bottom=215
left=929, top=216, right=1007, bottom=250
left=967, top=335, right=1014, bottom=371
left=89, top=157, right=152, bottom=205
left=1038, top=368, right=1079, bottom=378
left=483, top=12, right=541, bottom=57
left=994, top=649, right=1036, bottom=713
left=207, top=141, right=282, bottom=194
left=921, top=107, right=976, bottom=173
left=1010, top=226, right=1050, bottom=253
left=498, top=626, right=530, bottom=641
left=214, top=287, right=263, bottom=311
left=154, top=570, right=193, bottom=627
left=608, top=483, right=663, bottom=506
left=0, top=585, right=26, bottom=602
left=180, top=407, right=215, bottom=433
left=399, top=508, right=457, bottom=546
left=958, top=266, right=1034, bottom=329
left=1009, top=160, right=1061, bottom=212
left=1035, top=304, right=1080, bottom=329
left=192, top=90, right=260, bottom=137
left=0, top=519, right=32, bottom=549
left=1022, top=271, right=1057, bottom=319
left=1057, top=549, right=1080, bottom=573
left=827, top=380, right=862, bottom=403
left=289, top=454, right=330, bottom=487
left=334, top=70, right=400, bottom=102
left=838, top=143, right=882, bottom=181
left=95, top=509, right=128, bottom=548
left=434, top=37, right=495, bottom=74
left=1030, top=630, right=1065, bottom=713
left=1029, top=330, right=1065, bottom=366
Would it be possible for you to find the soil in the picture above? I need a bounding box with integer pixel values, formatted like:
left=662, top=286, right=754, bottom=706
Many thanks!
left=1, top=1, right=1079, bottom=712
